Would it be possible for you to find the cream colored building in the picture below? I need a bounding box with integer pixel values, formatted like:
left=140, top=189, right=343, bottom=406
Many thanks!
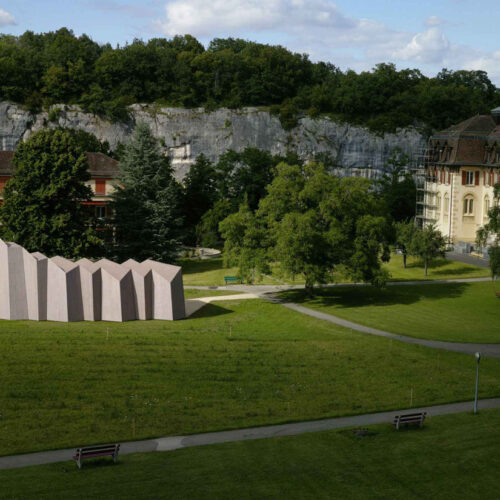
left=422, top=108, right=500, bottom=243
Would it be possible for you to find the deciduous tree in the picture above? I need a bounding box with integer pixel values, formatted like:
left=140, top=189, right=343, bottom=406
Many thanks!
left=0, top=128, right=102, bottom=257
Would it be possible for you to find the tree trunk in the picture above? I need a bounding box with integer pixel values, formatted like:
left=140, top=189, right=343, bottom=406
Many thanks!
left=403, top=252, right=407, bottom=269
left=424, top=259, right=428, bottom=276
left=304, top=276, right=314, bottom=296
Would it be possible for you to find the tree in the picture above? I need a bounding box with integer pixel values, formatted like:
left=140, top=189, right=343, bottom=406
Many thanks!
left=410, top=225, right=446, bottom=276
left=476, top=184, right=500, bottom=279
left=112, top=123, right=183, bottom=262
left=395, top=221, right=416, bottom=268
left=378, top=149, right=416, bottom=222
left=182, top=154, right=217, bottom=245
left=223, top=161, right=391, bottom=293
left=196, top=198, right=233, bottom=249
left=0, top=128, right=102, bottom=257
left=219, top=202, right=269, bottom=283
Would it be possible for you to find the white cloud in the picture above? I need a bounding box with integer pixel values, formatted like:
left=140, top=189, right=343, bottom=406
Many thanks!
left=393, top=27, right=451, bottom=64
left=157, top=0, right=355, bottom=37
left=0, top=8, right=15, bottom=27
left=425, top=15, right=443, bottom=27
left=463, top=51, right=500, bottom=83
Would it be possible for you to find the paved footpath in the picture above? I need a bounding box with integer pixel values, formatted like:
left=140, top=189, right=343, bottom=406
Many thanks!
left=1, top=398, right=500, bottom=471
left=283, top=302, right=500, bottom=358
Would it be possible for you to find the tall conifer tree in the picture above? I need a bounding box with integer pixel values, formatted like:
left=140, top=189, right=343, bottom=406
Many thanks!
left=112, top=123, right=183, bottom=262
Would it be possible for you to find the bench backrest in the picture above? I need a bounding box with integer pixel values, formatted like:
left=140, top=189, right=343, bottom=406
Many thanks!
left=394, top=412, right=426, bottom=421
left=76, top=444, right=119, bottom=457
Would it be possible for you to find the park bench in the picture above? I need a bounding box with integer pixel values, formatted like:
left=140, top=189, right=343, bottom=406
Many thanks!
left=73, top=443, right=120, bottom=469
left=224, top=276, right=242, bottom=285
left=392, top=412, right=426, bottom=430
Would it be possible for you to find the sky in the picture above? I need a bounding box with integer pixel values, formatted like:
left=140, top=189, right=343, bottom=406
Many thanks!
left=1, top=0, right=499, bottom=84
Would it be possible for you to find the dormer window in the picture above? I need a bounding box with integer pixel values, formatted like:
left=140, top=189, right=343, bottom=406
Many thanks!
left=484, top=147, right=490, bottom=163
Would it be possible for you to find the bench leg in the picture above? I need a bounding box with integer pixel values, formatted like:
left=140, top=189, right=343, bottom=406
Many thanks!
left=77, top=456, right=82, bottom=469
left=113, top=450, right=119, bottom=463
left=396, top=416, right=400, bottom=430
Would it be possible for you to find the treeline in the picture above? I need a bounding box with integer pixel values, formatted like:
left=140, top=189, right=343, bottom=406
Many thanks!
left=0, top=28, right=499, bottom=132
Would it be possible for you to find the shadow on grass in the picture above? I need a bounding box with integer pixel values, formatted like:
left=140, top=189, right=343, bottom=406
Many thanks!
left=278, top=282, right=470, bottom=309
left=188, top=302, right=233, bottom=319
left=178, top=258, right=222, bottom=275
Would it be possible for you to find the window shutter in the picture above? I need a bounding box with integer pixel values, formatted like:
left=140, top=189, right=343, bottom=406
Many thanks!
left=462, top=171, right=466, bottom=185
left=95, top=179, right=106, bottom=195
left=475, top=171, right=480, bottom=185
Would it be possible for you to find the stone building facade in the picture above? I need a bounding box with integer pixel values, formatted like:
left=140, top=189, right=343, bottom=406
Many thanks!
left=423, top=107, right=500, bottom=243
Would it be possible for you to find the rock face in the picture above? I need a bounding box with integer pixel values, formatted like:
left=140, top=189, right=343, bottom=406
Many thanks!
left=0, top=101, right=426, bottom=179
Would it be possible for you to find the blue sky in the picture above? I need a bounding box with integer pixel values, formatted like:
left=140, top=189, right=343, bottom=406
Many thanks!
left=1, top=0, right=499, bottom=83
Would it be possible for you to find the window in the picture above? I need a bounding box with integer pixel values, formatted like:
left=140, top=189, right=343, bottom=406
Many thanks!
left=463, top=196, right=474, bottom=216
left=444, top=194, right=450, bottom=216
left=95, top=206, right=106, bottom=219
left=436, top=194, right=442, bottom=216
left=466, top=171, right=475, bottom=185
left=485, top=196, right=491, bottom=217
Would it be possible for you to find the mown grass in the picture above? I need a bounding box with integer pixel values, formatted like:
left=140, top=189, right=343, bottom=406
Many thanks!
left=183, top=289, right=244, bottom=299
left=383, top=255, right=490, bottom=281
left=280, top=281, right=500, bottom=343
left=179, top=258, right=277, bottom=286
left=1, top=299, right=500, bottom=456
left=3, top=409, right=500, bottom=499
left=179, top=255, right=489, bottom=287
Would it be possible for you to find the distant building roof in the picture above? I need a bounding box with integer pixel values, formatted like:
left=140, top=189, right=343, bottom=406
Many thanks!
left=434, top=115, right=496, bottom=139
left=0, top=151, right=119, bottom=177
left=429, top=111, right=500, bottom=166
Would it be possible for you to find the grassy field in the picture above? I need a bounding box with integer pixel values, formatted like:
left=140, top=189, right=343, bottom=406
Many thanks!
left=179, top=255, right=489, bottom=287
left=382, top=255, right=490, bottom=281
left=183, top=289, right=244, bottom=299
left=2, top=299, right=500, bottom=456
left=3, top=409, right=500, bottom=499
left=280, top=281, right=500, bottom=343
left=179, top=258, right=277, bottom=286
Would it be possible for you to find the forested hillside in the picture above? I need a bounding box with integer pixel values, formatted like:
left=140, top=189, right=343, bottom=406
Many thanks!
left=0, top=28, right=499, bottom=133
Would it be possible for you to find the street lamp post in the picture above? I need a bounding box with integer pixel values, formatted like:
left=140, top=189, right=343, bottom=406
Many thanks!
left=474, top=352, right=481, bottom=414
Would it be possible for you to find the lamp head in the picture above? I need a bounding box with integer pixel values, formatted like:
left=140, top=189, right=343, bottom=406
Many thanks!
left=475, top=352, right=481, bottom=361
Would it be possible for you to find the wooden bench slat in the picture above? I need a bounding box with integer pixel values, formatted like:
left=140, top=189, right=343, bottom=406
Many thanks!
left=74, top=443, right=120, bottom=469
left=392, top=412, right=426, bottom=430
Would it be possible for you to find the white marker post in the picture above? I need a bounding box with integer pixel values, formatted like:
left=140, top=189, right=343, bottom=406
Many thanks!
left=474, top=352, right=481, bottom=414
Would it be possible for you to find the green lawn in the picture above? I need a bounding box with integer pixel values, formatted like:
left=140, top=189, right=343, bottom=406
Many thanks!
left=179, top=255, right=489, bottom=287
left=3, top=409, right=500, bottom=499
left=183, top=289, right=244, bottom=299
left=179, top=258, right=277, bottom=286
left=2, top=299, right=500, bottom=456
left=280, top=281, right=500, bottom=343
left=383, top=255, right=490, bottom=281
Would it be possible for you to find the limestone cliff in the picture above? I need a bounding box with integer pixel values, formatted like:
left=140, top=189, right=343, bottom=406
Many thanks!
left=0, top=101, right=426, bottom=179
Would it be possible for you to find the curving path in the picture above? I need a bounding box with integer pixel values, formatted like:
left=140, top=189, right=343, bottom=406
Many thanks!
left=281, top=302, right=500, bottom=358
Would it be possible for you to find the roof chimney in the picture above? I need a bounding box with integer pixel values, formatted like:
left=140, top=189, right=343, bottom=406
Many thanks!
left=492, top=106, right=500, bottom=125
